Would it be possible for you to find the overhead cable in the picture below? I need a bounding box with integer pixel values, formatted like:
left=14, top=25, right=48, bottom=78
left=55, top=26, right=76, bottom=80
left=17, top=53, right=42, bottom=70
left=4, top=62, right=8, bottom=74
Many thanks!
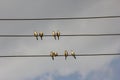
left=0, top=33, right=120, bottom=37
left=0, top=16, right=120, bottom=21
left=0, top=53, right=120, bottom=58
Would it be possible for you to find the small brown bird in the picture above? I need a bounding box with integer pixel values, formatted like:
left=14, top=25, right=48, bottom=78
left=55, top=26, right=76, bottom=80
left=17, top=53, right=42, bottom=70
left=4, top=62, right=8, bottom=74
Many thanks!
left=52, top=31, right=56, bottom=40
left=71, top=50, right=76, bottom=59
left=50, top=51, right=54, bottom=60
left=39, top=32, right=44, bottom=40
left=34, top=32, right=38, bottom=40
left=54, top=52, right=58, bottom=57
left=56, top=31, right=60, bottom=40
left=64, top=50, right=68, bottom=60
left=50, top=51, right=58, bottom=60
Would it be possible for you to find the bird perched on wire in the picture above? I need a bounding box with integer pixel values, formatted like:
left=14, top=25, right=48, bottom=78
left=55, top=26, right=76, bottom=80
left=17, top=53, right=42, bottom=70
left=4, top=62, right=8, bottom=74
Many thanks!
left=50, top=51, right=58, bottom=60
left=54, top=52, right=58, bottom=57
left=64, top=50, right=68, bottom=60
left=56, top=31, right=60, bottom=40
left=34, top=32, right=38, bottom=40
left=39, top=32, right=44, bottom=40
left=71, top=50, right=76, bottom=59
left=52, top=31, right=56, bottom=40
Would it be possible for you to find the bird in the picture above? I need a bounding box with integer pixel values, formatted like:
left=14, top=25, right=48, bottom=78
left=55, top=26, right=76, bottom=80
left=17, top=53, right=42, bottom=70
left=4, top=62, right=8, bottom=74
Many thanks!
left=50, top=51, right=55, bottom=60
left=39, top=32, right=44, bottom=40
left=50, top=51, right=58, bottom=60
left=34, top=32, right=38, bottom=40
left=56, top=31, right=60, bottom=40
left=54, top=52, right=58, bottom=57
left=52, top=31, right=56, bottom=40
left=71, top=50, right=76, bottom=59
left=64, top=50, right=68, bottom=60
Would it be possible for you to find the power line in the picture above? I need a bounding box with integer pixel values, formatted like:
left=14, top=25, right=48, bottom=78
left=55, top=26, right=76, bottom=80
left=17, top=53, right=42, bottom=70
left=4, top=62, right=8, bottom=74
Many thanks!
left=0, top=16, right=120, bottom=21
left=0, top=53, right=120, bottom=58
left=0, top=33, right=120, bottom=37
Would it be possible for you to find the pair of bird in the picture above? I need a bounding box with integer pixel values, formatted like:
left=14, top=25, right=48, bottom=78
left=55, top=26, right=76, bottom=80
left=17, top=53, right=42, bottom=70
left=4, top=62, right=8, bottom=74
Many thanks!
left=34, top=31, right=60, bottom=40
left=34, top=32, right=44, bottom=40
left=52, top=31, right=60, bottom=40
left=50, top=50, right=76, bottom=60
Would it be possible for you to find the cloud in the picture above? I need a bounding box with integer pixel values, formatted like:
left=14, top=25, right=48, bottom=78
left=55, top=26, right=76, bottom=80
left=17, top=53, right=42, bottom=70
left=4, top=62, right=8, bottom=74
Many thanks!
left=30, top=57, right=120, bottom=80
left=84, top=57, right=120, bottom=80
left=53, top=72, right=81, bottom=80
left=30, top=72, right=81, bottom=80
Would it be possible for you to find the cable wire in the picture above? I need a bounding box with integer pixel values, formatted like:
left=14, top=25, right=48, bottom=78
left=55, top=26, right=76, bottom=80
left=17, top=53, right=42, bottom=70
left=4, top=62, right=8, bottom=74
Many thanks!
left=0, top=16, right=120, bottom=21
left=0, top=33, right=120, bottom=37
left=0, top=53, right=120, bottom=58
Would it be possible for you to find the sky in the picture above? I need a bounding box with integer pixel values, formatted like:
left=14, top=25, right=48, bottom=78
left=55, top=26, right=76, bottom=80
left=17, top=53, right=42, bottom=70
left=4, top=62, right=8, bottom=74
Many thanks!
left=0, top=0, right=120, bottom=80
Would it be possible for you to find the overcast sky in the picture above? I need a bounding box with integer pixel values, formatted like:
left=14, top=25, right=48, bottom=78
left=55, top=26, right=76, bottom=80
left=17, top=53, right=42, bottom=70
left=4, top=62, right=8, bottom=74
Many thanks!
left=0, top=0, right=120, bottom=80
